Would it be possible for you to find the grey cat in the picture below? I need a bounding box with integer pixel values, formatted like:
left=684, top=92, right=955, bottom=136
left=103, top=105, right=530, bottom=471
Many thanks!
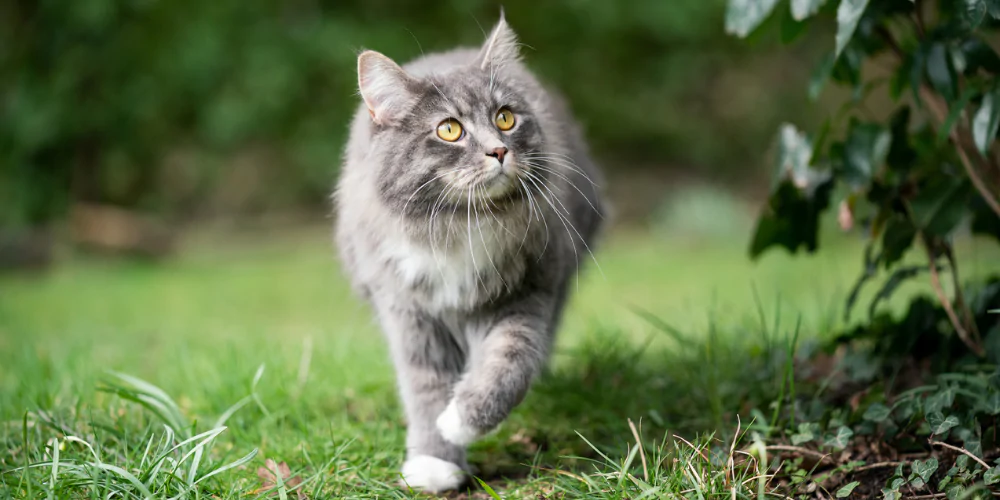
left=334, top=15, right=605, bottom=493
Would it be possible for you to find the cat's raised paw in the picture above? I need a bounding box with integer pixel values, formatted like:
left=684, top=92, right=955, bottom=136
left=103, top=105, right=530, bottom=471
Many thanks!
left=401, top=455, right=466, bottom=492
left=436, top=400, right=481, bottom=446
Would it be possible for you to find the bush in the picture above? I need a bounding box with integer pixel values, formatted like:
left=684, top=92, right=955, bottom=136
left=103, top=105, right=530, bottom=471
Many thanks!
left=2, top=0, right=822, bottom=227
left=727, top=0, right=1000, bottom=357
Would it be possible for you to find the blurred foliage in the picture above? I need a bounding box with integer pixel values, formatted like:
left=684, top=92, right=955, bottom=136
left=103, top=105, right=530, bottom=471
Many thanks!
left=1, top=0, right=823, bottom=227
left=729, top=0, right=1000, bottom=357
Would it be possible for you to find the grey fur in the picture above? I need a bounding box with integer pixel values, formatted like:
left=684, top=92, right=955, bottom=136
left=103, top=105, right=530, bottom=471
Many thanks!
left=334, top=16, right=605, bottom=492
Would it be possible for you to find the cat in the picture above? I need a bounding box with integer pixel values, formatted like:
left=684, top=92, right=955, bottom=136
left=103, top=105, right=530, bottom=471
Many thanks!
left=334, top=14, right=606, bottom=493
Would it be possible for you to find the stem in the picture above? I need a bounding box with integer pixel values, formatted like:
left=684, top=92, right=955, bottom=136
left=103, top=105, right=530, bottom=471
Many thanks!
left=879, top=19, right=1000, bottom=218
left=923, top=238, right=985, bottom=356
left=943, top=245, right=980, bottom=343
left=917, top=89, right=1000, bottom=220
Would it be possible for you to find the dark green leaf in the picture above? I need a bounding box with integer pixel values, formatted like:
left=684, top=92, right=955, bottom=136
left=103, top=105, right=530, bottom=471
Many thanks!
left=841, top=121, right=891, bottom=188
left=791, top=422, right=821, bottom=444
left=781, top=7, right=811, bottom=43
left=984, top=393, right=1000, bottom=414
left=793, top=0, right=829, bottom=20
left=961, top=39, right=1000, bottom=75
left=881, top=217, right=916, bottom=268
left=869, top=266, right=925, bottom=319
left=925, top=387, right=956, bottom=414
left=809, top=53, right=837, bottom=100
left=927, top=43, right=957, bottom=103
left=836, top=481, right=860, bottom=497
left=726, top=0, right=782, bottom=37
left=927, top=412, right=959, bottom=435
left=971, top=196, right=1000, bottom=242
left=989, top=0, right=1000, bottom=18
left=881, top=487, right=902, bottom=500
left=835, top=0, right=871, bottom=58
left=973, top=85, right=1000, bottom=154
left=938, top=86, right=979, bottom=144
left=912, top=458, right=939, bottom=483
left=844, top=242, right=879, bottom=318
left=824, top=425, right=854, bottom=449
left=963, top=0, right=988, bottom=28
left=863, top=402, right=892, bottom=422
left=985, top=466, right=1000, bottom=485
left=887, top=107, right=917, bottom=173
left=909, top=179, right=972, bottom=236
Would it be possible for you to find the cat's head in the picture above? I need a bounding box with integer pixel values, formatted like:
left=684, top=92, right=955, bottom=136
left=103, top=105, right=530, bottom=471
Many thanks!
left=356, top=16, right=547, bottom=216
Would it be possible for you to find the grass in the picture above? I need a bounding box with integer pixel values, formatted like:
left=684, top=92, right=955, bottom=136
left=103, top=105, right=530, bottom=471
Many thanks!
left=1, top=220, right=997, bottom=498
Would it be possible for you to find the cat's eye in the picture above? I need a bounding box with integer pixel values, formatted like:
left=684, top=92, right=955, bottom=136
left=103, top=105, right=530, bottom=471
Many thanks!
left=436, top=118, right=464, bottom=142
left=495, top=108, right=515, bottom=131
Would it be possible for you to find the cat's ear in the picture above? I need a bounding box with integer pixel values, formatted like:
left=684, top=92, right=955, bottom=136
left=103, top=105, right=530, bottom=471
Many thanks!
left=358, top=50, right=417, bottom=125
left=476, top=12, right=520, bottom=70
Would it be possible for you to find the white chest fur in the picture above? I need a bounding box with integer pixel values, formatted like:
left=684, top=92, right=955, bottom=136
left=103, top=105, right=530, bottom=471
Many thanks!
left=376, top=221, right=510, bottom=313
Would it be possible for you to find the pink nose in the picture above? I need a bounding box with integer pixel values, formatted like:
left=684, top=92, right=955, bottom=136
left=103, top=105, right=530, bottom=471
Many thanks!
left=486, top=147, right=508, bottom=164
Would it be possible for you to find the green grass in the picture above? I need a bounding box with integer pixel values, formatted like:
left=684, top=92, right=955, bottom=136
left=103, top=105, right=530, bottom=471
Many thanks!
left=1, top=223, right=997, bottom=498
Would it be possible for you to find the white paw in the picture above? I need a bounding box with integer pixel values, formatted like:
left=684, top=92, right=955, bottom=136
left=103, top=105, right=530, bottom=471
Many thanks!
left=400, top=455, right=465, bottom=492
left=436, top=400, right=481, bottom=446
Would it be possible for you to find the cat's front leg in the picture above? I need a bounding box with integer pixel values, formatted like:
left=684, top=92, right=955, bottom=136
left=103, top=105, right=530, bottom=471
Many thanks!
left=436, top=295, right=554, bottom=446
left=376, top=302, right=469, bottom=492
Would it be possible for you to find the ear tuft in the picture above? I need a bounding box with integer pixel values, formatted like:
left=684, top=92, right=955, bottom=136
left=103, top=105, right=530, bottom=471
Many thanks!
left=358, top=50, right=416, bottom=125
left=477, top=12, right=520, bottom=70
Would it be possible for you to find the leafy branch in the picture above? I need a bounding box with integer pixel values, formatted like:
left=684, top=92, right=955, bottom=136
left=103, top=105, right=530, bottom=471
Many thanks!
left=728, top=0, right=1000, bottom=356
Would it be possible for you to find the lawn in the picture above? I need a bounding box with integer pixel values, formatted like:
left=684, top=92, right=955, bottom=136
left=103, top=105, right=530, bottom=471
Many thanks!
left=1, top=220, right=997, bottom=498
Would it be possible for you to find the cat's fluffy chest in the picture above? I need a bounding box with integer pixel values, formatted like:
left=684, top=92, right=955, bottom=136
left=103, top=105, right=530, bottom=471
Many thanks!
left=376, top=220, right=523, bottom=313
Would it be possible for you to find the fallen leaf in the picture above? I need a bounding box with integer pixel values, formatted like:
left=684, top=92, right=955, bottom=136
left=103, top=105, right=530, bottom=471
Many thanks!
left=256, top=458, right=306, bottom=499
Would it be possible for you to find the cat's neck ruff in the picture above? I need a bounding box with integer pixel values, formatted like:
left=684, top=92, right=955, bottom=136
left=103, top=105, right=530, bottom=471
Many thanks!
left=380, top=201, right=537, bottom=313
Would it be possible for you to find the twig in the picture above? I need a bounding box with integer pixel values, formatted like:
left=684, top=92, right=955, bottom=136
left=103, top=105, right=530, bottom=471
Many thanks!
left=926, top=245, right=985, bottom=356
left=929, top=440, right=991, bottom=470
left=943, top=245, right=980, bottom=343
left=627, top=418, right=648, bottom=483
left=764, top=445, right=835, bottom=464
left=918, top=86, right=1000, bottom=219
left=851, top=461, right=904, bottom=473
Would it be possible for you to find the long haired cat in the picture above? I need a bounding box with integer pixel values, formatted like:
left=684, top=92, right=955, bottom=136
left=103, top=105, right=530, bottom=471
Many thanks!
left=334, top=15, right=605, bottom=492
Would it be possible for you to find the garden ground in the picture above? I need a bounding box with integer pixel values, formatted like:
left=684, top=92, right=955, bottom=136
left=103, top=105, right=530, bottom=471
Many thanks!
left=1, top=219, right=998, bottom=498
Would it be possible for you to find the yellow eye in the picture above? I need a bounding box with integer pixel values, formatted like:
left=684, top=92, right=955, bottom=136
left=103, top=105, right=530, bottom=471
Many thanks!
left=436, top=118, right=464, bottom=142
left=495, top=108, right=515, bottom=131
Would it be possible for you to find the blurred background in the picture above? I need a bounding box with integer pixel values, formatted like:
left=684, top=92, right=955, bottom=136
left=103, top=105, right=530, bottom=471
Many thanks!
left=0, top=0, right=835, bottom=266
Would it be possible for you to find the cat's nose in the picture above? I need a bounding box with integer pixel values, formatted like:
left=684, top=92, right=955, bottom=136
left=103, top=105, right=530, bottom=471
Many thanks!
left=486, top=147, right=508, bottom=164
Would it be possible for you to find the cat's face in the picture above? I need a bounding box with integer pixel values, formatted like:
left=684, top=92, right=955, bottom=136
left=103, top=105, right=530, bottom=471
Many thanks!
left=357, top=17, right=546, bottom=217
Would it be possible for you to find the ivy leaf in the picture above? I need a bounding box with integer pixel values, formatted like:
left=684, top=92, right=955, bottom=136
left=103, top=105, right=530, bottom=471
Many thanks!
left=824, top=425, right=854, bottom=449
left=881, top=217, right=916, bottom=267
left=909, top=179, right=972, bottom=237
left=963, top=0, right=988, bottom=28
left=791, top=422, right=821, bottom=444
left=927, top=412, right=960, bottom=436
left=981, top=392, right=1000, bottom=415
left=985, top=466, right=1000, bottom=485
left=809, top=52, right=837, bottom=100
left=793, top=0, right=829, bottom=20
left=881, top=487, right=902, bottom=500
left=973, top=85, right=1000, bottom=154
left=912, top=458, right=939, bottom=483
left=835, top=0, right=871, bottom=58
left=836, top=481, right=860, bottom=497
left=863, top=402, right=892, bottom=422
left=726, top=0, right=781, bottom=37
left=925, top=387, right=956, bottom=414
